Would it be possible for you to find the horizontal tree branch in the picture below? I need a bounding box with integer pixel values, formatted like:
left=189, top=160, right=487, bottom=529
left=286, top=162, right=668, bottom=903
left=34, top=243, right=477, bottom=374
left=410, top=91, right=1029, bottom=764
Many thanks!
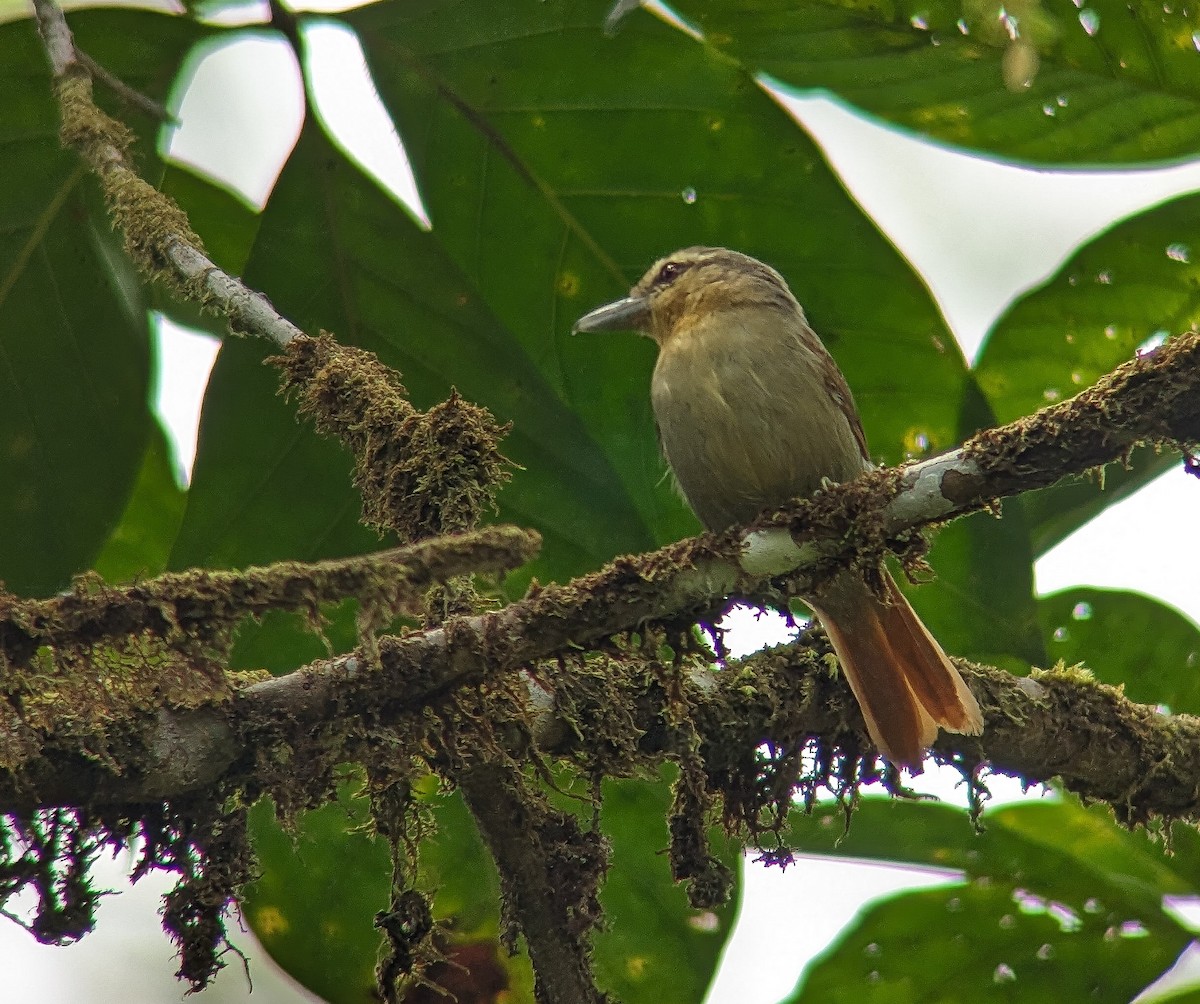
left=0, top=526, right=538, bottom=669
left=23, top=0, right=1200, bottom=835
left=3, top=327, right=1198, bottom=812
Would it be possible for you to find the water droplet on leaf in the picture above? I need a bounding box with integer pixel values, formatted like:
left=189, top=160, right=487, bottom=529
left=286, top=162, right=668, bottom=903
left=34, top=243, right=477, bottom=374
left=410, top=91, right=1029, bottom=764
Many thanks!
left=1072, top=601, right=1093, bottom=620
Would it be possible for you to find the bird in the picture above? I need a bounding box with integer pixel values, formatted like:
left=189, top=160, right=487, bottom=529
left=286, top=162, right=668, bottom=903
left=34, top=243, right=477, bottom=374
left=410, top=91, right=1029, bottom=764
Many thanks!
left=573, top=246, right=983, bottom=768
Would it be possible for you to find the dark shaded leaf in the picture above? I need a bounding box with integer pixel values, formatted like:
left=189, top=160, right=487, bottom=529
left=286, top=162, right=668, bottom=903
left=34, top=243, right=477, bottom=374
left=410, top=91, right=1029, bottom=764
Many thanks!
left=0, top=11, right=208, bottom=595
left=91, top=419, right=186, bottom=582
left=346, top=0, right=972, bottom=536
left=243, top=779, right=532, bottom=1004
left=244, top=791, right=389, bottom=1004
left=594, top=774, right=740, bottom=1002
left=1040, top=587, right=1200, bottom=712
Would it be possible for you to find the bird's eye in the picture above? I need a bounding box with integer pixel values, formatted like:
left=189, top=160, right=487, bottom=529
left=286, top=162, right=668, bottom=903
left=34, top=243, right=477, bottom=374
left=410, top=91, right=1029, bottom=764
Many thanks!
left=654, top=261, right=682, bottom=285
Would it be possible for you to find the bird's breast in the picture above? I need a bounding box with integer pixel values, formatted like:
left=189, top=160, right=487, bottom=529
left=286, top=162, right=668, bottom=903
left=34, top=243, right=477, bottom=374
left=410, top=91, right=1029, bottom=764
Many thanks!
left=650, top=311, right=868, bottom=531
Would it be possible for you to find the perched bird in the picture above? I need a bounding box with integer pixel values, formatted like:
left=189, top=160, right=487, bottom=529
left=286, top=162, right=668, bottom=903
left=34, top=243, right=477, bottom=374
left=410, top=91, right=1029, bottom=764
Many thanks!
left=573, top=246, right=983, bottom=768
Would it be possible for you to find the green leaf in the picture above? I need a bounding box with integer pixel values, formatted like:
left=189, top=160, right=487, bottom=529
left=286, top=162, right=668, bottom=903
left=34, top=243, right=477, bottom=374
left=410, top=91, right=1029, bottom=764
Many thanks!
left=785, top=797, right=1196, bottom=1002
left=594, top=774, right=740, bottom=1003
left=792, top=882, right=1186, bottom=1004
left=1040, top=587, right=1200, bottom=712
left=91, top=418, right=186, bottom=582
left=244, top=778, right=532, bottom=1004
left=679, top=0, right=1200, bottom=166
left=975, top=191, right=1200, bottom=555
left=977, top=195, right=1200, bottom=425
left=244, top=788, right=391, bottom=1003
left=908, top=504, right=1042, bottom=668
left=345, top=0, right=972, bottom=536
left=0, top=11, right=207, bottom=595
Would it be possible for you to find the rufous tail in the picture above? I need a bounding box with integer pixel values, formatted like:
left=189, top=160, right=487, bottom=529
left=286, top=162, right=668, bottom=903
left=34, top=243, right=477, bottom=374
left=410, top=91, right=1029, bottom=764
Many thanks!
left=810, top=570, right=984, bottom=770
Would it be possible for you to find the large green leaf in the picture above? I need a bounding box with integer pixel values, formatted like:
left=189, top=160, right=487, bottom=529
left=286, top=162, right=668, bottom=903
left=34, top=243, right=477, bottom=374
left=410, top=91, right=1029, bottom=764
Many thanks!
left=785, top=797, right=1196, bottom=1002
left=243, top=779, right=531, bottom=1004
left=977, top=193, right=1200, bottom=425
left=975, top=190, right=1200, bottom=555
left=594, top=774, right=740, bottom=1003
left=172, top=117, right=654, bottom=586
left=345, top=0, right=971, bottom=531
left=0, top=11, right=205, bottom=595
left=678, top=0, right=1200, bottom=166
left=245, top=770, right=737, bottom=1004
left=339, top=0, right=1044, bottom=662
left=1040, top=587, right=1200, bottom=712
left=91, top=418, right=186, bottom=583
left=244, top=789, right=391, bottom=1003
left=792, top=881, right=1186, bottom=1003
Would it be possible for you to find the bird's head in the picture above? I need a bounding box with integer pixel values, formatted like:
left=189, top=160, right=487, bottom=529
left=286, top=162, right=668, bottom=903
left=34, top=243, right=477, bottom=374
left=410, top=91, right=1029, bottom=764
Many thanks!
left=572, top=246, right=802, bottom=346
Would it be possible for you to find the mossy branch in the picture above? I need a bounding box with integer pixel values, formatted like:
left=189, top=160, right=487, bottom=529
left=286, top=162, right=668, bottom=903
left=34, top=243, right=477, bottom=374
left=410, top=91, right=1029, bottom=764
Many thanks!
left=32, top=0, right=304, bottom=346
left=1, top=326, right=1197, bottom=814
left=0, top=527, right=538, bottom=671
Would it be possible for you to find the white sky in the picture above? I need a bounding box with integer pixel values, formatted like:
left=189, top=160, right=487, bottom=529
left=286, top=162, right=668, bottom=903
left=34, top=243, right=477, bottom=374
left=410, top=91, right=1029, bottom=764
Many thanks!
left=7, top=3, right=1200, bottom=1001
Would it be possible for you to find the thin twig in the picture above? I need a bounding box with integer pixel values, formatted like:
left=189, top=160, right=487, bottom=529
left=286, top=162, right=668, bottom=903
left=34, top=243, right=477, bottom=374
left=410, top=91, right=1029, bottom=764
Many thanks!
left=31, top=0, right=305, bottom=347
left=75, top=49, right=175, bottom=123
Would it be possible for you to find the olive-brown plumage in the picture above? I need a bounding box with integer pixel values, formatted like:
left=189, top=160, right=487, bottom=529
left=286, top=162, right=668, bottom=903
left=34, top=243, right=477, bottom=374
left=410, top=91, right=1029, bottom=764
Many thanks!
left=574, top=247, right=983, bottom=768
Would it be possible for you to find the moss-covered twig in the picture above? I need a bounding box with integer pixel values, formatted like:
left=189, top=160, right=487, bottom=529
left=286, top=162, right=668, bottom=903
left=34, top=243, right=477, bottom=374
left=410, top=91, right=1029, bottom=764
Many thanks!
left=32, top=0, right=304, bottom=345
left=0, top=527, right=538, bottom=672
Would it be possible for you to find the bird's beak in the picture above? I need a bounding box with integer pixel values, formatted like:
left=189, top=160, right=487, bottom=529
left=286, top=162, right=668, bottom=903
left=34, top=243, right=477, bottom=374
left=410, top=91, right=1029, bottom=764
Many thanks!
left=571, top=295, right=649, bottom=334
